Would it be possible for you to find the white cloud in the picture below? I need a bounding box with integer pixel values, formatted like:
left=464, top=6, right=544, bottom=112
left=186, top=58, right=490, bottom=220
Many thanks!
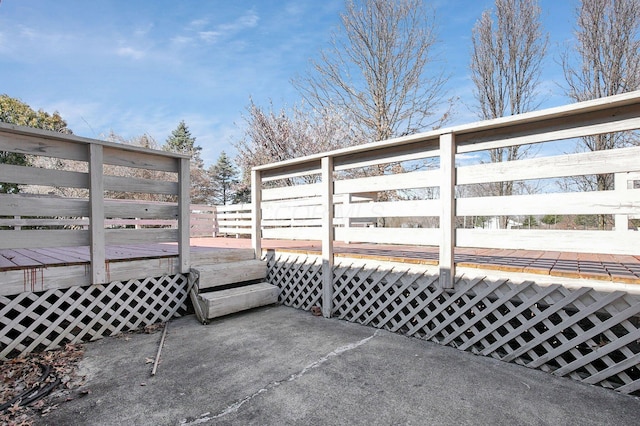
left=177, top=9, right=260, bottom=46
left=170, top=35, right=193, bottom=46
left=198, top=31, right=221, bottom=43
left=134, top=23, right=154, bottom=37
left=188, top=19, right=209, bottom=30
left=116, top=46, right=145, bottom=60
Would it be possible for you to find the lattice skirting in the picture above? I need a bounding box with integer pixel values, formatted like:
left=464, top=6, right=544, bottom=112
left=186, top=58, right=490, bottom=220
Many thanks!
left=1, top=274, right=190, bottom=359
left=266, top=252, right=640, bottom=396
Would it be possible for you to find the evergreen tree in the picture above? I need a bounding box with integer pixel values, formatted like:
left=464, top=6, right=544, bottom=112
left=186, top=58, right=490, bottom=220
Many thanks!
left=163, top=120, right=208, bottom=203
left=163, top=120, right=204, bottom=169
left=208, top=151, right=238, bottom=205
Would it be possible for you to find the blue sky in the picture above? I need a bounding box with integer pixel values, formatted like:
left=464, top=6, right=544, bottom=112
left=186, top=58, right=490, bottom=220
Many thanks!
left=0, top=0, right=576, bottom=167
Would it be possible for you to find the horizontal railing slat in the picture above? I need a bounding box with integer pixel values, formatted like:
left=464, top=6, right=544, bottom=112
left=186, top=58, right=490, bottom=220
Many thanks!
left=0, top=230, right=89, bottom=249
left=105, top=228, right=178, bottom=245
left=457, top=229, right=639, bottom=255
left=262, top=183, right=323, bottom=201
left=0, top=164, right=89, bottom=188
left=457, top=146, right=640, bottom=185
left=334, top=170, right=439, bottom=194
left=458, top=189, right=640, bottom=216
left=0, top=195, right=89, bottom=216
left=336, top=227, right=440, bottom=246
left=104, top=175, right=178, bottom=195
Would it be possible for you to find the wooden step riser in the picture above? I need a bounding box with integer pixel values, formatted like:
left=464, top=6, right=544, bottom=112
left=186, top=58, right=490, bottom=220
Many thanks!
left=198, top=282, right=279, bottom=319
left=190, top=248, right=256, bottom=267
left=195, top=259, right=267, bottom=290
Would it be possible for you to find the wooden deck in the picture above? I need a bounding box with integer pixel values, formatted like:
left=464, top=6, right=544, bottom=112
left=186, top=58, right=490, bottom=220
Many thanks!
left=2, top=237, right=639, bottom=297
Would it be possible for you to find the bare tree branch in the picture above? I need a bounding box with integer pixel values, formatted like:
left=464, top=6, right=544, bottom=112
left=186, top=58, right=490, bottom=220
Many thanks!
left=293, top=0, right=451, bottom=142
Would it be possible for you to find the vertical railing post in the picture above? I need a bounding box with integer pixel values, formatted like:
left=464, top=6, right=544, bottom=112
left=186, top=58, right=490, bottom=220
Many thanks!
left=178, top=157, right=190, bottom=274
left=343, top=193, right=352, bottom=243
left=212, top=205, right=219, bottom=237
left=614, top=172, right=629, bottom=232
left=251, top=169, right=262, bottom=260
left=439, top=132, right=456, bottom=289
left=321, top=156, right=335, bottom=318
left=89, top=143, right=106, bottom=284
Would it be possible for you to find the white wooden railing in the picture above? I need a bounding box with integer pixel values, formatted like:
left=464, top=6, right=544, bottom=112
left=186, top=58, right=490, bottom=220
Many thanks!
left=0, top=123, right=191, bottom=283
left=251, top=91, right=640, bottom=313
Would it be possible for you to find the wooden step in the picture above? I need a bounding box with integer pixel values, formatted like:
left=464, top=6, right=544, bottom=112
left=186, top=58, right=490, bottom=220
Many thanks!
left=198, top=282, right=279, bottom=319
left=190, top=248, right=256, bottom=267
left=195, top=259, right=267, bottom=290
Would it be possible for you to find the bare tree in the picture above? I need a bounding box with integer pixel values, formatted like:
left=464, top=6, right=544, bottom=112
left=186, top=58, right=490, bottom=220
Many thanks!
left=471, top=0, right=547, bottom=120
left=560, top=0, right=640, bottom=229
left=563, top=0, right=640, bottom=103
left=562, top=0, right=640, bottom=193
left=469, top=0, right=547, bottom=227
left=293, top=0, right=451, bottom=143
left=234, top=100, right=352, bottom=185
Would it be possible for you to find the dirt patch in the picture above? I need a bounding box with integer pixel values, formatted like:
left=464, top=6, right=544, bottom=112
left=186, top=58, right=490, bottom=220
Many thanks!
left=0, top=323, right=166, bottom=425
left=0, top=343, right=86, bottom=425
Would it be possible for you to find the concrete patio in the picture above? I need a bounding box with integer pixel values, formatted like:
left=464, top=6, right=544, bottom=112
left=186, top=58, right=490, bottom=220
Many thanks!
left=36, top=305, right=639, bottom=426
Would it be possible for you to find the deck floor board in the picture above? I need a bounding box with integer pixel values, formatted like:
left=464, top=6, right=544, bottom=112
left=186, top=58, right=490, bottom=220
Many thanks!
left=1, top=237, right=639, bottom=285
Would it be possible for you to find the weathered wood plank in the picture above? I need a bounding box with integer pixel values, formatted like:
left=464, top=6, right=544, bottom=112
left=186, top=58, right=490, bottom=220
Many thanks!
left=104, top=200, right=179, bottom=219
left=35, top=246, right=90, bottom=263
left=178, top=157, right=190, bottom=273
left=262, top=183, right=323, bottom=201
left=0, top=230, right=89, bottom=249
left=457, top=189, right=640, bottom=216
left=251, top=169, right=262, bottom=258
left=195, top=259, right=266, bottom=289
left=0, top=194, right=89, bottom=216
left=262, top=227, right=322, bottom=240
left=439, top=132, right=456, bottom=289
left=457, top=229, right=640, bottom=255
left=334, top=199, right=439, bottom=219
left=103, top=145, right=180, bottom=172
left=0, top=249, right=43, bottom=268
left=0, top=131, right=88, bottom=161
left=456, top=109, right=640, bottom=153
left=334, top=169, right=439, bottom=194
left=0, top=164, right=89, bottom=188
left=334, top=227, right=440, bottom=246
left=89, top=144, right=106, bottom=284
left=104, top=175, right=178, bottom=195
left=0, top=218, right=87, bottom=227
left=105, top=228, right=178, bottom=245
left=458, top=146, right=640, bottom=185
left=199, top=282, right=279, bottom=319
left=321, top=156, right=334, bottom=318
left=13, top=248, right=84, bottom=266
left=217, top=227, right=252, bottom=235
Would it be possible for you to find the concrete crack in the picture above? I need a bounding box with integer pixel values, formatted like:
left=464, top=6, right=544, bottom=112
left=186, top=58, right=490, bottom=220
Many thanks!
left=179, top=330, right=380, bottom=425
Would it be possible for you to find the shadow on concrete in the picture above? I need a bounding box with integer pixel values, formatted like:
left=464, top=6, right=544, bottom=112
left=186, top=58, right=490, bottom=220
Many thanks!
left=37, top=305, right=639, bottom=426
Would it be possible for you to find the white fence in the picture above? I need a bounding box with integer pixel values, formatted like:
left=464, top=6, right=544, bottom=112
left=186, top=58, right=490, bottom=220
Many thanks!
left=251, top=91, right=640, bottom=308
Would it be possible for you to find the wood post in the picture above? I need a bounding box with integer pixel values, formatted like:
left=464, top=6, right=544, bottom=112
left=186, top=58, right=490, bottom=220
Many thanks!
left=178, top=158, right=190, bottom=274
left=89, top=143, right=106, bottom=284
left=439, top=132, right=456, bottom=289
left=343, top=193, right=352, bottom=243
left=614, top=172, right=629, bottom=232
left=251, top=169, right=262, bottom=260
left=321, top=156, right=335, bottom=318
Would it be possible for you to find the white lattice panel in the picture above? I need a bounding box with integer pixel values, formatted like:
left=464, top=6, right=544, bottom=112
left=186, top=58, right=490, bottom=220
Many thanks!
left=0, top=274, right=190, bottom=359
left=266, top=252, right=640, bottom=396
left=267, top=252, right=322, bottom=310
